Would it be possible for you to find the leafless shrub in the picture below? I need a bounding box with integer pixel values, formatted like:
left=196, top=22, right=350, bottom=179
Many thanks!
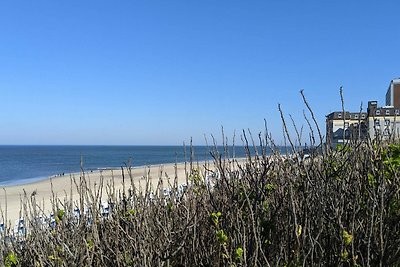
left=1, top=98, right=400, bottom=266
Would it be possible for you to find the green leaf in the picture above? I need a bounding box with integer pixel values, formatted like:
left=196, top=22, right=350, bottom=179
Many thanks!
left=167, top=202, right=173, bottom=213
left=235, top=247, right=244, bottom=260
left=5, top=252, right=18, bottom=267
left=57, top=209, right=65, bottom=219
left=341, top=249, right=349, bottom=260
left=265, top=183, right=276, bottom=193
left=296, top=225, right=302, bottom=238
left=342, top=230, right=353, bottom=245
left=87, top=239, right=94, bottom=249
left=211, top=212, right=222, bottom=226
left=216, top=230, right=228, bottom=244
left=367, top=173, right=377, bottom=187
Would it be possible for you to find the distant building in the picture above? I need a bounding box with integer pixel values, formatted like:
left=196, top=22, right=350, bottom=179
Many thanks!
left=386, top=78, right=400, bottom=108
left=326, top=78, right=400, bottom=147
left=367, top=100, right=400, bottom=139
left=326, top=111, right=368, bottom=147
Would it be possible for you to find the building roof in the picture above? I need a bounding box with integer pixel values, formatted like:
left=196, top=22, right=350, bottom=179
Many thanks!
left=392, top=78, right=400, bottom=84
left=368, top=106, right=400, bottom=117
left=326, top=111, right=367, bottom=120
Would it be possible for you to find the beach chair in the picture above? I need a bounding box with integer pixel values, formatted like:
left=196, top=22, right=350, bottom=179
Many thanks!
left=163, top=188, right=171, bottom=198
left=31, top=215, right=47, bottom=230
left=84, top=206, right=93, bottom=226
left=73, top=207, right=81, bottom=218
left=178, top=183, right=188, bottom=197
left=206, top=169, right=222, bottom=190
left=13, top=218, right=26, bottom=236
left=72, top=207, right=81, bottom=224
left=49, top=213, right=56, bottom=228
left=147, top=191, right=155, bottom=202
left=100, top=202, right=110, bottom=218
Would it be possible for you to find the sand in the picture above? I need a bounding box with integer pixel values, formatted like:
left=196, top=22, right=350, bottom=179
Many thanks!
left=0, top=161, right=217, bottom=225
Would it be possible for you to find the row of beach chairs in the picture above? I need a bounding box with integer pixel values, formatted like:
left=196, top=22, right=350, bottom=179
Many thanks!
left=0, top=170, right=221, bottom=238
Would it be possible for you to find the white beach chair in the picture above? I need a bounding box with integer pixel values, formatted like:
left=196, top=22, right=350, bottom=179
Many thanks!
left=206, top=169, right=222, bottom=190
left=73, top=207, right=81, bottom=218
left=100, top=202, right=110, bottom=218
left=49, top=213, right=56, bottom=228
left=147, top=191, right=155, bottom=202
left=178, top=183, right=188, bottom=196
left=13, top=218, right=26, bottom=236
left=84, top=206, right=94, bottom=225
left=72, top=207, right=81, bottom=224
left=32, top=215, right=48, bottom=230
left=163, top=188, right=171, bottom=198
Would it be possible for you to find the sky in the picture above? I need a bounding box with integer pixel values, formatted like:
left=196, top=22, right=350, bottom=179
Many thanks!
left=0, top=1, right=399, bottom=145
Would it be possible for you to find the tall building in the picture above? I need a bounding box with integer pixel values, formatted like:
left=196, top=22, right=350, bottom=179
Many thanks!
left=386, top=78, right=400, bottom=108
left=326, top=78, right=400, bottom=147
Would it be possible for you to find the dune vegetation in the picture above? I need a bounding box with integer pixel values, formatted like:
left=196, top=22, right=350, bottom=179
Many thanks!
left=2, top=99, right=400, bottom=266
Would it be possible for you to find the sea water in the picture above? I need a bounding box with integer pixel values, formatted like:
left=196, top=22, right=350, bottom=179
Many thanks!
left=0, top=145, right=285, bottom=186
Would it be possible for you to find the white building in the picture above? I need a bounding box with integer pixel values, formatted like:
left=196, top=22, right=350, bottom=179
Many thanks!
left=326, top=78, right=400, bottom=147
left=367, top=101, right=400, bottom=139
left=326, top=111, right=368, bottom=147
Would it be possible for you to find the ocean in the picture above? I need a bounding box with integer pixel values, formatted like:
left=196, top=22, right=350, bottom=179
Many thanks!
left=0, top=145, right=286, bottom=186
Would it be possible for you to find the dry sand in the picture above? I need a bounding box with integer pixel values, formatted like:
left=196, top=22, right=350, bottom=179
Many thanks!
left=0, top=161, right=216, bottom=224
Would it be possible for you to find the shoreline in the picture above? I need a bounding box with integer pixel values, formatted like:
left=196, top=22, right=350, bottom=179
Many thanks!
left=0, top=156, right=252, bottom=224
left=0, top=161, right=193, bottom=187
left=0, top=160, right=214, bottom=224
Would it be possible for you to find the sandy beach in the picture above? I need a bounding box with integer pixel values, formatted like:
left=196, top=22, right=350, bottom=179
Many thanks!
left=0, top=161, right=215, bottom=224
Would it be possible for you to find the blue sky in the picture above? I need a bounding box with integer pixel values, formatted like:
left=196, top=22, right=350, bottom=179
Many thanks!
left=0, top=1, right=399, bottom=145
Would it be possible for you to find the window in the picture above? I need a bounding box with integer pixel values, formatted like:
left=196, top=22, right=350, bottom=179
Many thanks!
left=354, top=114, right=359, bottom=119
left=337, top=113, right=342, bottom=119
left=361, top=114, right=366, bottom=119
left=375, top=119, right=380, bottom=127
left=396, top=110, right=399, bottom=115
left=386, top=110, right=390, bottom=116
left=376, top=110, right=381, bottom=116
left=344, top=122, right=349, bottom=128
left=385, top=119, right=390, bottom=126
